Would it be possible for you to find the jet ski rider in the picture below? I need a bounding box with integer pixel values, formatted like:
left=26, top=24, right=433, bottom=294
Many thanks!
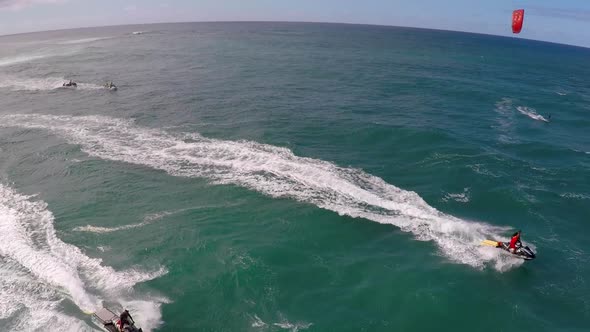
left=119, top=309, right=132, bottom=330
left=508, top=230, right=522, bottom=253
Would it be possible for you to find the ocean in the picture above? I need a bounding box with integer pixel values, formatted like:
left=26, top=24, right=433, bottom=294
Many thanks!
left=0, top=22, right=588, bottom=331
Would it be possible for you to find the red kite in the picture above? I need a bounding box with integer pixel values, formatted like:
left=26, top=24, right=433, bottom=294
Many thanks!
left=512, top=9, right=524, bottom=34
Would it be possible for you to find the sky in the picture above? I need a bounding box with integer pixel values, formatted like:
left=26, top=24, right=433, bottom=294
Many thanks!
left=0, top=0, right=590, bottom=47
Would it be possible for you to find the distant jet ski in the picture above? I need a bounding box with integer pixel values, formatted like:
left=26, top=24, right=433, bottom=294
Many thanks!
left=93, top=308, right=143, bottom=332
left=481, top=239, right=536, bottom=260
left=104, top=81, right=118, bottom=91
left=62, top=80, right=77, bottom=87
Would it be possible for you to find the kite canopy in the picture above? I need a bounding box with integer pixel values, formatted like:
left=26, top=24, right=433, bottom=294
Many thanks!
left=512, top=9, right=524, bottom=34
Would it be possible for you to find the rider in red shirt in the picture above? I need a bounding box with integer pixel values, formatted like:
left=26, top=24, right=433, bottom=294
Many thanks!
left=508, top=231, right=521, bottom=252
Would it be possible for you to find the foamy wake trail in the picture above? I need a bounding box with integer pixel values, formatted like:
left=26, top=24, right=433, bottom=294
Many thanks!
left=0, top=114, right=522, bottom=270
left=493, top=98, right=518, bottom=143
left=517, top=106, right=549, bottom=122
left=58, top=37, right=111, bottom=45
left=0, top=183, right=167, bottom=331
left=0, top=47, right=79, bottom=68
left=0, top=76, right=66, bottom=91
left=74, top=211, right=172, bottom=234
left=0, top=54, right=49, bottom=67
left=0, top=76, right=104, bottom=91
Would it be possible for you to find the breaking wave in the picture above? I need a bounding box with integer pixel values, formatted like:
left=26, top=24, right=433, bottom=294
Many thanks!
left=0, top=114, right=523, bottom=270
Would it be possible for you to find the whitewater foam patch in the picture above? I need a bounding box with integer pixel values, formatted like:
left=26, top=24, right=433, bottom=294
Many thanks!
left=0, top=76, right=66, bottom=91
left=0, top=183, right=167, bottom=331
left=250, top=313, right=312, bottom=332
left=75, top=83, right=105, bottom=90
left=442, top=188, right=470, bottom=203
left=58, top=37, right=111, bottom=45
left=0, top=76, right=104, bottom=91
left=273, top=321, right=313, bottom=332
left=251, top=314, right=267, bottom=328
left=74, top=211, right=172, bottom=234
left=493, top=98, right=518, bottom=144
left=0, top=47, right=79, bottom=68
left=467, top=164, right=501, bottom=178
left=0, top=257, right=95, bottom=332
left=0, top=54, right=49, bottom=67
left=560, top=193, right=590, bottom=200
left=0, top=114, right=522, bottom=270
left=517, top=106, right=550, bottom=123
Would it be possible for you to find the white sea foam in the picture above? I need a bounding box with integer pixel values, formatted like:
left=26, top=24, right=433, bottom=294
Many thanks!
left=74, top=203, right=237, bottom=234
left=495, top=98, right=513, bottom=115
left=0, top=183, right=167, bottom=331
left=0, top=76, right=65, bottom=91
left=516, top=106, right=550, bottom=123
left=74, top=211, right=172, bottom=234
left=250, top=314, right=311, bottom=331
left=74, top=83, right=105, bottom=90
left=442, top=188, right=470, bottom=203
left=0, top=54, right=50, bottom=67
left=0, top=114, right=523, bottom=270
left=273, top=321, right=313, bottom=332
left=467, top=164, right=501, bottom=178
left=0, top=75, right=104, bottom=91
left=58, top=37, right=111, bottom=45
left=251, top=314, right=267, bottom=328
left=560, top=193, right=590, bottom=200
left=0, top=258, right=95, bottom=331
left=493, top=98, right=517, bottom=143
left=0, top=48, right=78, bottom=67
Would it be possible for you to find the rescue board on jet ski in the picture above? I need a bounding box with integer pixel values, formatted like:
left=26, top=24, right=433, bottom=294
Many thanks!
left=481, top=239, right=500, bottom=247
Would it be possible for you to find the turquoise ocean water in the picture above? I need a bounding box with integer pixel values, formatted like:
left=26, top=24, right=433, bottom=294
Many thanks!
left=0, top=22, right=588, bottom=331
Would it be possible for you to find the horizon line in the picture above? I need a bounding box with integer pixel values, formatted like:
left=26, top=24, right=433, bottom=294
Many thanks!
left=0, top=20, right=587, bottom=50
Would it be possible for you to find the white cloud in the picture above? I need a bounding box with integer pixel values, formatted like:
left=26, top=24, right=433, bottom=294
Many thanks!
left=0, top=0, right=67, bottom=10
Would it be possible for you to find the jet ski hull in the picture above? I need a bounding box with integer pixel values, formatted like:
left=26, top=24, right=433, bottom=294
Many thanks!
left=92, top=307, right=143, bottom=332
left=499, top=242, right=536, bottom=260
left=482, top=240, right=536, bottom=260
